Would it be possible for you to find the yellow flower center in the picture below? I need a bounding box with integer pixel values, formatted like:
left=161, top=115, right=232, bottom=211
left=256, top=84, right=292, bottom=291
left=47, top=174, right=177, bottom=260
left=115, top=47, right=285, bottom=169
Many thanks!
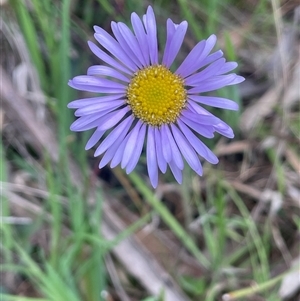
left=127, top=65, right=187, bottom=126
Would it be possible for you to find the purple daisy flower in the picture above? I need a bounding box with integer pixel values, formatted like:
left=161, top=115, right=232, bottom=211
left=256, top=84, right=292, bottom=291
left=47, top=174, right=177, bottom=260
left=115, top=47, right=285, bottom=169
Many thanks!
left=68, top=6, right=244, bottom=188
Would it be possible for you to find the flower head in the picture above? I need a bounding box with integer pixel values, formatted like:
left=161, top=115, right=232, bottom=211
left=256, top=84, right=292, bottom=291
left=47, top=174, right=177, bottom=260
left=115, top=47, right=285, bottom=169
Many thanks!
left=68, top=6, right=244, bottom=188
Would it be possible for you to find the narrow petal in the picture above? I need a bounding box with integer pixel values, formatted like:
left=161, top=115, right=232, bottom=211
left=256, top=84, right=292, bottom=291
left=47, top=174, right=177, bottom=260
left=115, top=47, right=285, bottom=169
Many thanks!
left=176, top=40, right=206, bottom=77
left=96, top=107, right=129, bottom=131
left=147, top=126, right=159, bottom=188
left=118, top=22, right=147, bottom=67
left=169, top=160, right=183, bottom=184
left=188, top=74, right=243, bottom=94
left=162, top=19, right=176, bottom=66
left=176, top=34, right=217, bottom=78
left=94, top=115, right=133, bottom=156
left=160, top=124, right=172, bottom=163
left=121, top=121, right=143, bottom=168
left=179, top=116, right=215, bottom=138
left=177, top=119, right=218, bottom=164
left=164, top=125, right=184, bottom=170
left=216, top=61, right=238, bottom=75
left=125, top=123, right=146, bottom=174
left=144, top=6, right=158, bottom=65
left=171, top=124, right=202, bottom=174
left=131, top=12, right=150, bottom=65
left=162, top=21, right=188, bottom=68
left=110, top=135, right=130, bottom=168
left=87, top=65, right=130, bottom=82
left=88, top=41, right=132, bottom=75
left=68, top=78, right=125, bottom=94
left=99, top=127, right=130, bottom=168
left=155, top=127, right=167, bottom=173
left=94, top=26, right=137, bottom=71
left=196, top=50, right=223, bottom=70
left=75, top=99, right=124, bottom=116
left=111, top=22, right=143, bottom=68
left=181, top=109, right=220, bottom=125
left=213, top=122, right=234, bottom=138
left=185, top=58, right=226, bottom=85
left=68, top=95, right=124, bottom=109
left=85, top=129, right=106, bottom=150
left=188, top=95, right=239, bottom=110
left=70, top=112, right=109, bottom=131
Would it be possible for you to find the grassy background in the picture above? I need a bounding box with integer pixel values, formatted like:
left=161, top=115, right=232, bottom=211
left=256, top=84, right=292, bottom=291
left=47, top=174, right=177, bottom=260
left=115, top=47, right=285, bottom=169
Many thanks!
left=1, top=0, right=299, bottom=300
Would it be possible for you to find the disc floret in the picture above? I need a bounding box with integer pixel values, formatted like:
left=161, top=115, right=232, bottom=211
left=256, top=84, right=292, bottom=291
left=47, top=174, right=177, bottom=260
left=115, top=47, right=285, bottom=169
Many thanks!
left=127, top=65, right=186, bottom=126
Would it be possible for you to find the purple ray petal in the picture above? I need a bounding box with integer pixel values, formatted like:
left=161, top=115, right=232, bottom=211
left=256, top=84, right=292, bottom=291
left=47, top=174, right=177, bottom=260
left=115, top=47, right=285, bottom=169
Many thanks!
left=160, top=124, right=172, bottom=163
left=75, top=99, right=125, bottom=116
left=155, top=127, right=167, bottom=173
left=131, top=12, right=150, bottom=66
left=171, top=124, right=202, bottom=174
left=94, top=26, right=137, bottom=72
left=87, top=65, right=130, bottom=82
left=85, top=128, right=106, bottom=150
left=162, top=20, right=188, bottom=68
left=94, top=115, right=133, bottom=156
left=169, top=159, right=183, bottom=184
left=213, top=122, right=234, bottom=138
left=110, top=135, right=130, bottom=168
left=216, top=61, right=238, bottom=75
left=164, top=125, right=184, bottom=170
left=147, top=126, right=159, bottom=188
left=188, top=95, right=239, bottom=110
left=177, top=119, right=218, bottom=164
left=144, top=6, right=158, bottom=65
left=111, top=22, right=143, bottom=69
left=125, top=123, right=146, bottom=174
left=96, top=107, right=130, bottom=131
left=185, top=58, right=226, bottom=85
left=68, top=95, right=124, bottom=109
left=121, top=120, right=143, bottom=168
left=179, top=116, right=215, bottom=138
left=88, top=41, right=132, bottom=75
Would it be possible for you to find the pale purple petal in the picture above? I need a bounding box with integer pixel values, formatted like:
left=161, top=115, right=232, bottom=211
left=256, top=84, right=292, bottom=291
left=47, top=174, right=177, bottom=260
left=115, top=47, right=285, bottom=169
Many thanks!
left=214, top=122, right=234, bottom=138
left=169, top=160, right=183, bottom=184
left=176, top=34, right=217, bottom=78
left=179, top=116, right=215, bottom=138
left=87, top=65, right=130, bottom=82
left=131, top=12, right=150, bottom=65
left=162, top=19, right=176, bottom=66
left=195, top=50, right=223, bottom=70
left=175, top=40, right=206, bottom=78
left=144, top=6, right=158, bottom=65
left=85, top=129, right=106, bottom=150
left=125, top=124, right=146, bottom=174
left=147, top=126, right=159, bottom=188
left=118, top=22, right=147, bottom=67
left=110, top=135, right=130, bottom=168
left=162, top=21, right=188, bottom=68
left=171, top=124, right=202, bottom=174
left=121, top=120, right=143, bottom=168
left=185, top=58, right=226, bottom=85
left=155, top=127, right=167, bottom=173
left=164, top=125, right=184, bottom=170
left=97, top=107, right=129, bottom=131
left=177, top=119, right=218, bottom=164
left=70, top=111, right=110, bottom=131
left=88, top=41, right=132, bottom=75
left=216, top=61, right=238, bottom=75
left=68, top=95, right=124, bottom=109
left=94, top=26, right=137, bottom=72
left=75, top=99, right=124, bottom=116
left=181, top=109, right=220, bottom=125
left=160, top=124, right=172, bottom=163
left=188, top=95, right=239, bottom=110
left=111, top=22, right=144, bottom=68
left=94, top=115, right=133, bottom=156
left=68, top=77, right=125, bottom=93
left=188, top=74, right=244, bottom=94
